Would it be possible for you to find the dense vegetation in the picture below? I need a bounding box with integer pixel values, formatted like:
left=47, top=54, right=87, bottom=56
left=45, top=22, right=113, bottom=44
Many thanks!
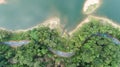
left=70, top=19, right=120, bottom=67
left=0, top=19, right=120, bottom=67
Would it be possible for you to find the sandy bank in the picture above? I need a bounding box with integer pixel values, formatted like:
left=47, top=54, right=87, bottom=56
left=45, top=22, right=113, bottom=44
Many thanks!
left=0, top=17, right=61, bottom=33
left=69, top=17, right=90, bottom=35
left=90, top=15, right=120, bottom=29
left=0, top=0, right=6, bottom=4
left=69, top=15, right=120, bottom=35
left=1, top=15, right=120, bottom=37
left=83, top=0, right=100, bottom=14
left=15, top=17, right=61, bottom=33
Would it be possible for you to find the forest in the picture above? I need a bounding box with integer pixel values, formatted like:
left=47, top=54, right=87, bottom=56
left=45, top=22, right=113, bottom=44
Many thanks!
left=0, top=19, right=120, bottom=67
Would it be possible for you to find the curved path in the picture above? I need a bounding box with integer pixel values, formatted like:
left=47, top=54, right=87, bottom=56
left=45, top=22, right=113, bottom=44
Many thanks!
left=1, top=40, right=30, bottom=47
left=48, top=47, right=75, bottom=57
left=1, top=33, right=120, bottom=57
left=48, top=33, right=120, bottom=57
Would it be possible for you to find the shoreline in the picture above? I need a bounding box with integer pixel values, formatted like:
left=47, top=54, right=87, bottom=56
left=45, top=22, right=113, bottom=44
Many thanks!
left=0, top=17, right=61, bottom=33
left=90, top=15, right=120, bottom=29
left=1, top=15, right=120, bottom=37
left=69, top=15, right=120, bottom=35
left=83, top=0, right=101, bottom=14
left=0, top=0, right=6, bottom=4
left=0, top=0, right=102, bottom=34
left=0, top=0, right=120, bottom=37
left=69, top=17, right=90, bottom=35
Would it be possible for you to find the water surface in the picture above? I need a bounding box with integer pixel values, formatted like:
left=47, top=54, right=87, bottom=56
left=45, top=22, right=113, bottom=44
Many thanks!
left=0, top=0, right=85, bottom=30
left=94, top=0, right=120, bottom=23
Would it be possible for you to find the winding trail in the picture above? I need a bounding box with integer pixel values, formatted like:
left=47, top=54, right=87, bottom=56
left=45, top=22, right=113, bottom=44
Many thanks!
left=48, top=47, right=75, bottom=57
left=92, top=33, right=120, bottom=45
left=48, top=33, right=120, bottom=57
left=1, top=40, right=30, bottom=47
left=1, top=33, right=120, bottom=57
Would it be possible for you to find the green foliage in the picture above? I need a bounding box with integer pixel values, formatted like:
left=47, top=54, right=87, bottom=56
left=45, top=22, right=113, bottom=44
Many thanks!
left=0, top=19, right=120, bottom=67
left=0, top=44, right=15, bottom=67
left=0, top=30, right=11, bottom=41
left=71, top=20, right=120, bottom=67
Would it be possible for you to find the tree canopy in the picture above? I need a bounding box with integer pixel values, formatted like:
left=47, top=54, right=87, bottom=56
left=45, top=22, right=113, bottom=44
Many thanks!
left=0, top=19, right=120, bottom=67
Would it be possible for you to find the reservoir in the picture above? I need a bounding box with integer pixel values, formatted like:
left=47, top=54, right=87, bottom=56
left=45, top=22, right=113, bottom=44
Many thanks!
left=0, top=0, right=85, bottom=30
left=0, top=0, right=120, bottom=31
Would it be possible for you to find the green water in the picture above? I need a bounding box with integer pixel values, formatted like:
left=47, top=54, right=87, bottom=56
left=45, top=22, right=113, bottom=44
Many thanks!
left=1, top=0, right=120, bottom=31
left=0, top=0, right=85, bottom=30
left=94, top=0, right=120, bottom=23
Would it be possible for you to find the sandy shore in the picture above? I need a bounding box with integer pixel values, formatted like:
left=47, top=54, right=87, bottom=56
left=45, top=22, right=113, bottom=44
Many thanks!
left=1, top=15, right=120, bottom=37
left=90, top=15, right=120, bottom=29
left=0, top=0, right=119, bottom=37
left=0, top=17, right=61, bottom=33
left=0, top=0, right=6, bottom=4
left=69, top=17, right=90, bottom=35
left=69, top=15, right=120, bottom=35
left=83, top=0, right=100, bottom=14
left=15, top=17, right=61, bottom=33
